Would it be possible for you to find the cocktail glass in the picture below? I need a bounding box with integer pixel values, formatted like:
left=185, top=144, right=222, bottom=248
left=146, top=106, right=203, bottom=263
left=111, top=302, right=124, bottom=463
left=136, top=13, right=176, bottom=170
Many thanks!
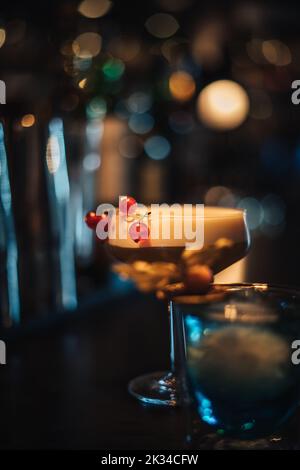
left=174, top=284, right=300, bottom=448
left=107, top=206, right=250, bottom=406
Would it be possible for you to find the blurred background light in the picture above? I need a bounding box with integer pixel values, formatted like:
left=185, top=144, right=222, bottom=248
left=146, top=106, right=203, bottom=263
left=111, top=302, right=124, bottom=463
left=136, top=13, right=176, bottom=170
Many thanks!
left=102, top=58, right=125, bottom=81
left=238, top=197, right=264, bottom=230
left=0, top=28, right=6, bottom=48
left=78, top=0, right=112, bottom=18
left=144, top=135, right=171, bottom=160
left=127, top=92, right=152, bottom=114
left=74, top=56, right=92, bottom=71
left=246, top=39, right=265, bottom=64
left=145, top=13, right=179, bottom=39
left=86, top=97, right=107, bottom=119
left=262, top=40, right=291, bottom=66
left=72, top=32, right=102, bottom=59
left=83, top=152, right=101, bottom=172
left=261, top=194, right=285, bottom=226
left=108, top=36, right=141, bottom=62
left=128, top=113, right=154, bottom=134
left=21, top=114, right=35, bottom=128
left=46, top=136, right=60, bottom=174
left=169, top=71, right=196, bottom=102
left=168, top=111, right=194, bottom=134
left=78, top=78, right=87, bottom=89
left=197, top=80, right=249, bottom=130
left=192, top=21, right=224, bottom=70
left=204, top=185, right=238, bottom=207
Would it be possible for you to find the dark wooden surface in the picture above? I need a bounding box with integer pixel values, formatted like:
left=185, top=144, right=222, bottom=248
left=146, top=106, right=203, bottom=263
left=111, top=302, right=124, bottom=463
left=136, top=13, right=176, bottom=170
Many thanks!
left=0, top=292, right=191, bottom=450
left=1, top=276, right=300, bottom=449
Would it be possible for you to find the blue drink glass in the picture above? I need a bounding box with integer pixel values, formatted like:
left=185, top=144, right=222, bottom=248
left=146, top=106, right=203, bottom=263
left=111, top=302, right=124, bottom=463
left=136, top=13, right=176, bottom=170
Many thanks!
left=174, top=284, right=300, bottom=447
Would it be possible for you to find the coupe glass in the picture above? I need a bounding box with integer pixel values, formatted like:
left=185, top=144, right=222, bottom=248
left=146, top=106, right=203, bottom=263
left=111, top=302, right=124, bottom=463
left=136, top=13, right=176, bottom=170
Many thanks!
left=175, top=284, right=300, bottom=448
left=107, top=206, right=250, bottom=406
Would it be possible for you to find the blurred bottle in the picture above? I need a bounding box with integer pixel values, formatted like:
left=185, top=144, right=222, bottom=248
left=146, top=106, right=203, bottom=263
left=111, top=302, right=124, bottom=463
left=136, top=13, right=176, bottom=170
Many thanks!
left=0, top=122, right=20, bottom=327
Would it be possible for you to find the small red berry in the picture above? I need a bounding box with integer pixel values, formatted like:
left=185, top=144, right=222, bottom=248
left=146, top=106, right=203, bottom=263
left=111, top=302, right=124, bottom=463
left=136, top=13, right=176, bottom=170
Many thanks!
left=119, top=196, right=137, bottom=216
left=85, top=211, right=101, bottom=230
left=129, top=222, right=149, bottom=243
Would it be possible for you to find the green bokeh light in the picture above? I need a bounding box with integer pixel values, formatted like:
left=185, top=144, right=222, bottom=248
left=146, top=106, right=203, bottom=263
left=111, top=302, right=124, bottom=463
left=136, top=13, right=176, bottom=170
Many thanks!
left=102, top=58, right=125, bottom=81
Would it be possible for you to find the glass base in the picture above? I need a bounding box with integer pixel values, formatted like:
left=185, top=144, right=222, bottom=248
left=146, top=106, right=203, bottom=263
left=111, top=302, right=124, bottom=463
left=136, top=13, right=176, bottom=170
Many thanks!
left=128, top=371, right=179, bottom=407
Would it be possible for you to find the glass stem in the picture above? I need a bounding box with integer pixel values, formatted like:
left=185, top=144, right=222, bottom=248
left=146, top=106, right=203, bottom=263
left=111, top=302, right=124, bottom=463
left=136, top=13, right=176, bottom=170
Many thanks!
left=169, top=300, right=186, bottom=379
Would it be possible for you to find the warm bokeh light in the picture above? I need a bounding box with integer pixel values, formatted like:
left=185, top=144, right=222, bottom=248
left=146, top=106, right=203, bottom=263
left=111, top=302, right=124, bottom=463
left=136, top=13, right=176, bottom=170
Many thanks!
left=197, top=80, right=249, bottom=130
left=145, top=13, right=179, bottom=39
left=0, top=28, right=6, bottom=48
left=108, top=36, right=140, bottom=62
left=21, top=114, right=35, bottom=128
left=72, top=32, right=102, bottom=59
left=262, top=40, right=291, bottom=66
left=78, top=78, right=87, bottom=89
left=169, top=71, right=196, bottom=102
left=78, top=0, right=112, bottom=18
left=204, top=186, right=237, bottom=207
left=192, top=21, right=224, bottom=69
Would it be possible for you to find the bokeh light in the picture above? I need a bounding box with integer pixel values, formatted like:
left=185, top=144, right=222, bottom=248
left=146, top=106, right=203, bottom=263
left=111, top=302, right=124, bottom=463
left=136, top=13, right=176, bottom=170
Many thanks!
left=192, top=21, right=224, bottom=69
left=197, top=80, right=249, bottom=130
left=108, top=36, right=141, bottom=62
left=169, top=71, right=196, bottom=102
left=78, top=78, right=87, bottom=89
left=0, top=29, right=6, bottom=48
left=102, top=58, right=125, bottom=81
left=83, top=152, right=101, bottom=172
left=204, top=186, right=237, bottom=207
left=72, top=32, right=102, bottom=59
left=128, top=113, right=154, bottom=134
left=86, top=97, right=106, bottom=119
left=21, top=114, right=35, bottom=128
left=127, top=92, right=152, bottom=113
left=238, top=197, right=263, bottom=230
left=78, top=0, right=112, bottom=18
left=145, top=13, right=179, bottom=39
left=74, top=56, right=92, bottom=72
left=262, top=40, right=291, bottom=66
left=144, top=135, right=171, bottom=160
left=261, top=194, right=285, bottom=226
